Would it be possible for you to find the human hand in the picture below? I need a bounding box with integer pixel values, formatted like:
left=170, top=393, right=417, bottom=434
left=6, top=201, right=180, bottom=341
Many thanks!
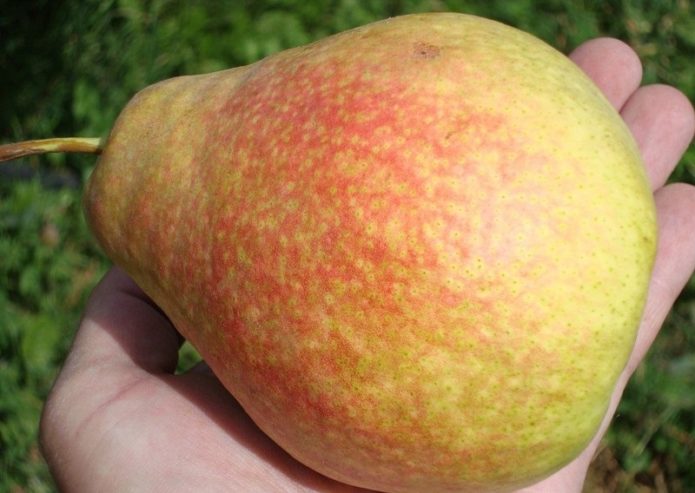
left=40, top=38, right=695, bottom=493
left=39, top=265, right=372, bottom=492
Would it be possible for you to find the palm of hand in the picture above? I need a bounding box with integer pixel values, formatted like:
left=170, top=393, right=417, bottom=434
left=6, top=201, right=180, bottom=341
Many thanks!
left=41, top=38, right=695, bottom=493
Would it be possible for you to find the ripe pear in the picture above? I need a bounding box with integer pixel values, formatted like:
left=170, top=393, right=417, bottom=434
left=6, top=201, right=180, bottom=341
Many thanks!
left=2, top=13, right=656, bottom=493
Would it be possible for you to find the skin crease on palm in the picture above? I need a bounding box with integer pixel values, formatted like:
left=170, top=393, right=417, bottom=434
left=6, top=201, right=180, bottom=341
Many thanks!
left=38, top=37, right=695, bottom=493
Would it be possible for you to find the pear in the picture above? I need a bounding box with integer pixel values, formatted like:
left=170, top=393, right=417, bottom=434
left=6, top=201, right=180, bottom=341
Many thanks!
left=1, top=13, right=656, bottom=493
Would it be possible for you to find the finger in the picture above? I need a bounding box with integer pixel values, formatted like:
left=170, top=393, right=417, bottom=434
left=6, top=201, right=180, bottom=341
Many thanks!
left=569, top=38, right=642, bottom=110
left=66, top=266, right=182, bottom=375
left=625, top=183, right=695, bottom=374
left=620, top=84, right=695, bottom=189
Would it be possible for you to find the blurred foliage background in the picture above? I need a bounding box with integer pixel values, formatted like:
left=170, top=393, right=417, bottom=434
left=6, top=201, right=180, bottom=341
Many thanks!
left=0, top=1, right=693, bottom=492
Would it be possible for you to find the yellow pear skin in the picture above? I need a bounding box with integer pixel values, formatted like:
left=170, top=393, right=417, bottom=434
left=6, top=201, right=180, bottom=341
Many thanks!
left=84, top=13, right=656, bottom=493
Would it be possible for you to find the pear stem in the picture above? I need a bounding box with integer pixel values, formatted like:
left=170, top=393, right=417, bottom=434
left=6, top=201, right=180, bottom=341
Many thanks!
left=0, top=137, right=104, bottom=162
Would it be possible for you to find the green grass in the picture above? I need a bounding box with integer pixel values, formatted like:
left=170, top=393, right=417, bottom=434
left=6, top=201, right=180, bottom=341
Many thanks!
left=1, top=1, right=693, bottom=491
